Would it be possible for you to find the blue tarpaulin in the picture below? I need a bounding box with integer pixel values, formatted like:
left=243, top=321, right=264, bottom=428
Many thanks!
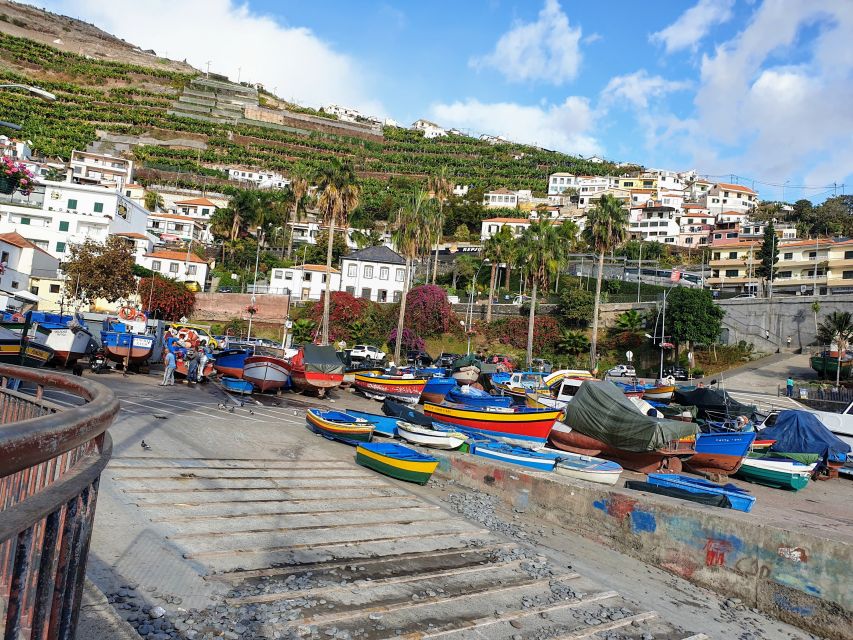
left=761, top=410, right=851, bottom=463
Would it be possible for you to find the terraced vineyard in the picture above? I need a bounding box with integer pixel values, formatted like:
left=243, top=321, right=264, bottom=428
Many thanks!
left=0, top=33, right=634, bottom=194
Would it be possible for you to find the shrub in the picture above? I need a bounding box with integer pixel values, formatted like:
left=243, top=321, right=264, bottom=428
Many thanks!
left=140, top=276, right=195, bottom=320
left=404, top=285, right=456, bottom=336
left=388, top=327, right=424, bottom=354
left=481, top=316, right=561, bottom=356
left=558, top=287, right=595, bottom=327
left=309, top=291, right=368, bottom=342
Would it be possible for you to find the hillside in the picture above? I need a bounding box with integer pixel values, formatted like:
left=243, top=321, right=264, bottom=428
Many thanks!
left=0, top=15, right=635, bottom=218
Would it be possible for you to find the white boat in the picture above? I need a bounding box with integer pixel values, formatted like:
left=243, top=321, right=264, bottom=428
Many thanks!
left=243, top=354, right=290, bottom=392
left=539, top=446, right=623, bottom=485
left=739, top=456, right=816, bottom=476
left=396, top=421, right=466, bottom=450
left=452, top=365, right=480, bottom=385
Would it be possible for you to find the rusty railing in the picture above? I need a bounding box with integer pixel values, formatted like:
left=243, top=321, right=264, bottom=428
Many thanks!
left=0, top=364, right=119, bottom=639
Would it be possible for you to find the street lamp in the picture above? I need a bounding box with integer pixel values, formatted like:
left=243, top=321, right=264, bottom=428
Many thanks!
left=0, top=84, right=57, bottom=101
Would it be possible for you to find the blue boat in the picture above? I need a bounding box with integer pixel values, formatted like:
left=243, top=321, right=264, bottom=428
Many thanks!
left=100, top=316, right=155, bottom=366
left=686, top=431, right=756, bottom=476
left=213, top=348, right=252, bottom=378
left=345, top=409, right=400, bottom=438
left=221, top=376, right=254, bottom=395
left=446, top=385, right=513, bottom=408
left=647, top=473, right=756, bottom=512
left=421, top=376, right=457, bottom=403
left=469, top=439, right=557, bottom=471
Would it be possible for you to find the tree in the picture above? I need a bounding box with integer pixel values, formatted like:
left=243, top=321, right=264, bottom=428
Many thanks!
left=666, top=287, right=725, bottom=350
left=482, top=226, right=514, bottom=322
left=557, top=330, right=589, bottom=356
left=350, top=228, right=384, bottom=249
left=518, top=220, right=563, bottom=367
left=316, top=159, right=360, bottom=345
left=817, top=311, right=853, bottom=388
left=428, top=167, right=453, bottom=284
left=286, top=164, right=311, bottom=258
left=454, top=224, right=470, bottom=242
left=143, top=190, right=164, bottom=212
left=582, top=194, right=628, bottom=370
left=391, top=189, right=432, bottom=364
left=140, top=275, right=196, bottom=320
left=303, top=230, right=349, bottom=267
left=558, top=285, right=595, bottom=327
left=756, top=221, right=778, bottom=283
left=62, top=237, right=135, bottom=304
left=291, top=318, right=317, bottom=345
left=811, top=300, right=821, bottom=335
left=308, top=291, right=368, bottom=342
left=615, top=309, right=645, bottom=333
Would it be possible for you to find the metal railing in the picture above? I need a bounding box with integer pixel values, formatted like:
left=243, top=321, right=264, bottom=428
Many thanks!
left=0, top=365, right=119, bottom=639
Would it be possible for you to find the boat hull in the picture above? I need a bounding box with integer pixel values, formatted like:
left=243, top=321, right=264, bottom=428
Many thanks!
left=470, top=441, right=556, bottom=471
left=221, top=376, right=254, bottom=395
left=354, top=373, right=427, bottom=403
left=735, top=457, right=814, bottom=490
left=420, top=377, right=457, bottom=404
left=213, top=349, right=251, bottom=379
left=642, top=385, right=675, bottom=401
left=423, top=402, right=559, bottom=444
left=685, top=431, right=755, bottom=477
left=290, top=369, right=344, bottom=393
left=452, top=367, right=480, bottom=385
left=44, top=328, right=92, bottom=366
left=345, top=409, right=399, bottom=437
left=101, top=332, right=154, bottom=364
left=810, top=354, right=852, bottom=379
left=0, top=340, right=55, bottom=368
left=306, top=409, right=373, bottom=443
left=174, top=360, right=215, bottom=379
left=244, top=355, right=290, bottom=392
left=539, top=448, right=623, bottom=486
left=355, top=444, right=438, bottom=484
left=397, top=422, right=465, bottom=450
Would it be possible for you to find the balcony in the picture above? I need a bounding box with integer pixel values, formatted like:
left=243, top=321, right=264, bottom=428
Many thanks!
left=0, top=364, right=118, bottom=639
left=0, top=185, right=45, bottom=209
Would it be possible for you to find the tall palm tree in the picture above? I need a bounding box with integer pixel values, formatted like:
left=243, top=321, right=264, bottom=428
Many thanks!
left=583, top=194, right=628, bottom=371
left=518, top=220, right=563, bottom=367
left=555, top=219, right=581, bottom=292
left=482, top=225, right=513, bottom=322
left=316, top=160, right=360, bottom=345
left=392, top=189, right=432, bottom=364
left=817, top=311, right=853, bottom=388
left=287, top=164, right=311, bottom=259
left=428, top=167, right=452, bottom=284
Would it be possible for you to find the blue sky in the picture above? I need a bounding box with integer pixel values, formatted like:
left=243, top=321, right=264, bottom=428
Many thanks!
left=38, top=1, right=853, bottom=203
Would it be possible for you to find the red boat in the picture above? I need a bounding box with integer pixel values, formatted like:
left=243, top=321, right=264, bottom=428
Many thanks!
left=244, top=354, right=290, bottom=392
left=423, top=401, right=560, bottom=444
left=286, top=344, right=344, bottom=396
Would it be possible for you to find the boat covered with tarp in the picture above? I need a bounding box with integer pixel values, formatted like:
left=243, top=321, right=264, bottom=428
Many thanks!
left=759, top=409, right=851, bottom=468
left=673, top=387, right=756, bottom=421
left=287, top=344, right=344, bottom=395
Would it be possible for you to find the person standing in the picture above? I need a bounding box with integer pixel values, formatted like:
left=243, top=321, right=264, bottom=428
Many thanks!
left=786, top=376, right=794, bottom=398
left=161, top=350, right=176, bottom=386
left=186, top=347, right=199, bottom=384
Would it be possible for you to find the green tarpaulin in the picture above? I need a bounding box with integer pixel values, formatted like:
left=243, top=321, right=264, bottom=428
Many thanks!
left=564, top=381, right=698, bottom=452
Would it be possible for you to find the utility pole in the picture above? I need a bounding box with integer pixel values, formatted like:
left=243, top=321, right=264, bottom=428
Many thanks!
left=636, top=241, right=642, bottom=303
left=768, top=220, right=777, bottom=299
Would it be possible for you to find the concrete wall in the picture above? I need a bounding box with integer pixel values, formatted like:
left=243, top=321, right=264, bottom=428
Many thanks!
left=433, top=454, right=851, bottom=640
left=243, top=106, right=383, bottom=140
left=193, top=293, right=291, bottom=323
left=718, top=294, right=853, bottom=351
left=456, top=301, right=655, bottom=327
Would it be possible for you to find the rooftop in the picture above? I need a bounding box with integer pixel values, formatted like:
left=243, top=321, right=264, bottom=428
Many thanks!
left=144, top=250, right=207, bottom=264
left=343, top=245, right=405, bottom=265
left=0, top=231, right=54, bottom=257
left=483, top=217, right=530, bottom=224
left=715, top=182, right=757, bottom=194
left=174, top=197, right=218, bottom=207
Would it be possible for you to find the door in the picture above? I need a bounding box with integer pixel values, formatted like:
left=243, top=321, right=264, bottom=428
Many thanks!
left=302, top=287, right=310, bottom=300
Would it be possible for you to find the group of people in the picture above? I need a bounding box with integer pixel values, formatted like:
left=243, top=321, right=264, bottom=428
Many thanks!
left=161, top=327, right=212, bottom=386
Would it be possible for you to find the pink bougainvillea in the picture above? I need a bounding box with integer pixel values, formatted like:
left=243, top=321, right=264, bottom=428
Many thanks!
left=387, top=327, right=425, bottom=353
left=481, top=316, right=561, bottom=355
left=309, top=291, right=369, bottom=342
left=403, top=285, right=457, bottom=336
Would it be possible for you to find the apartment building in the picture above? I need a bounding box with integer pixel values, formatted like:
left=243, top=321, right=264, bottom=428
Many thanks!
left=411, top=119, right=447, bottom=139
left=138, top=249, right=210, bottom=290
left=227, top=168, right=290, bottom=189
left=70, top=150, right=133, bottom=190
left=483, top=188, right=519, bottom=209
left=676, top=212, right=714, bottom=248
left=480, top=217, right=531, bottom=241
left=147, top=212, right=205, bottom=243
left=772, top=238, right=853, bottom=296
left=339, top=246, right=408, bottom=303
left=628, top=203, right=679, bottom=244
left=0, top=231, right=60, bottom=310
left=706, top=240, right=761, bottom=293
left=702, top=183, right=758, bottom=216
left=268, top=264, right=340, bottom=300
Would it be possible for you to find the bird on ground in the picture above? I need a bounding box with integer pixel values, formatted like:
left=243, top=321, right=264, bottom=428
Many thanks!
left=141, top=440, right=151, bottom=450
left=227, top=406, right=235, bottom=413
left=217, top=403, right=226, bottom=410
left=248, top=409, right=254, bottom=415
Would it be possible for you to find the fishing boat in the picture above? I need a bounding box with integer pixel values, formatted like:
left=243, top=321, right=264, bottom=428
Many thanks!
left=494, top=370, right=550, bottom=401
left=424, top=401, right=561, bottom=444
left=345, top=409, right=399, bottom=438
left=306, top=408, right=374, bottom=443
left=684, top=431, right=756, bottom=478
left=0, top=325, right=54, bottom=368
left=810, top=349, right=852, bottom=380
left=353, top=371, right=428, bottom=403
left=526, top=376, right=589, bottom=410
left=450, top=354, right=482, bottom=385
left=613, top=381, right=645, bottom=398
left=221, top=376, right=254, bottom=395
left=642, top=384, right=676, bottom=401
left=243, top=354, right=290, bottom=392
left=2, top=311, right=93, bottom=367
left=470, top=439, right=557, bottom=471
left=647, top=474, right=756, bottom=512
left=355, top=442, right=438, bottom=484
left=100, top=310, right=154, bottom=366
left=735, top=454, right=815, bottom=491
left=446, top=385, right=513, bottom=408
left=213, top=348, right=252, bottom=378
left=287, top=344, right=345, bottom=396
left=533, top=447, right=622, bottom=485
left=420, top=376, right=458, bottom=404
left=397, top=420, right=467, bottom=450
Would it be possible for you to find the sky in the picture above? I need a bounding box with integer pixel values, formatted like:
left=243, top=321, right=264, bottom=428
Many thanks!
left=34, top=0, right=853, bottom=203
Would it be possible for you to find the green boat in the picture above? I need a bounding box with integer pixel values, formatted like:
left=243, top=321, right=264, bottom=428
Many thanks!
left=734, top=454, right=815, bottom=491
left=810, top=352, right=852, bottom=380
left=355, top=442, right=439, bottom=485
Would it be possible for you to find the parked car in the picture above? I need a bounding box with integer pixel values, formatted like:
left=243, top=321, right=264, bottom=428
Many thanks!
left=437, top=352, right=461, bottom=367
left=406, top=350, right=434, bottom=367
left=531, top=358, right=552, bottom=373
left=350, top=344, right=386, bottom=363
left=512, top=295, right=531, bottom=306
left=663, top=366, right=689, bottom=381
left=217, top=287, right=233, bottom=293
left=250, top=337, right=281, bottom=348
left=732, top=293, right=757, bottom=299
left=168, top=323, right=220, bottom=350
left=607, top=364, right=637, bottom=378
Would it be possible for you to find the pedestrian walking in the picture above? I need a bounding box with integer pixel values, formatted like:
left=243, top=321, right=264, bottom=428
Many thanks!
left=187, top=347, right=199, bottom=384
left=786, top=376, right=794, bottom=397
left=198, top=346, right=210, bottom=382
left=161, top=350, right=176, bottom=386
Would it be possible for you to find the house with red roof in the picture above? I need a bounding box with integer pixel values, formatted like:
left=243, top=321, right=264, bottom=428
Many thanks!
left=138, top=249, right=211, bottom=290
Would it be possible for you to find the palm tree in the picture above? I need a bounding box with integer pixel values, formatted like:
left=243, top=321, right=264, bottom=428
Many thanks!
left=316, top=160, right=360, bottom=345
left=350, top=228, right=384, bottom=249
left=286, top=164, right=311, bottom=259
left=555, top=219, right=581, bottom=292
left=817, top=311, right=853, bottom=388
left=557, top=329, right=590, bottom=356
left=144, top=190, right=165, bottom=212
left=291, top=318, right=317, bottom=345
left=391, top=189, right=432, bottom=364
left=428, top=167, right=453, bottom=284
left=583, top=194, right=628, bottom=371
left=615, top=309, right=645, bottom=332
left=482, top=225, right=514, bottom=322
left=811, top=300, right=821, bottom=335
left=518, top=220, right=563, bottom=367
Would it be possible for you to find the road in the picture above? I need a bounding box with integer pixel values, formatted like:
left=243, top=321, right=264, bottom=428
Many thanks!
left=70, top=370, right=819, bottom=640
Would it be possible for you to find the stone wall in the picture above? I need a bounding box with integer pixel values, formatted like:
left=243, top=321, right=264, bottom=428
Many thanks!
left=243, top=106, right=383, bottom=140
left=193, top=293, right=291, bottom=323
left=454, top=300, right=656, bottom=327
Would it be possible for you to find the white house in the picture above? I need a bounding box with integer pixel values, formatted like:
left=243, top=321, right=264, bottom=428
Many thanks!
left=0, top=231, right=60, bottom=309
left=288, top=221, right=392, bottom=250
left=138, top=249, right=209, bottom=289
left=483, top=188, right=518, bottom=209
left=628, top=203, right=680, bottom=245
left=452, top=184, right=470, bottom=197
left=548, top=173, right=579, bottom=196
left=268, top=264, right=340, bottom=300
left=70, top=150, right=133, bottom=189
left=112, top=231, right=154, bottom=259
left=702, top=183, right=758, bottom=216
left=227, top=168, right=290, bottom=189
left=411, top=119, right=447, bottom=139
left=339, top=246, right=408, bottom=303
left=146, top=212, right=205, bottom=243
left=480, top=217, right=531, bottom=241
left=0, top=136, right=32, bottom=162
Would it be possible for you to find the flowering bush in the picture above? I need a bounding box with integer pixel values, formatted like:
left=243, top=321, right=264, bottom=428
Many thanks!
left=403, top=285, right=456, bottom=336
left=1, top=158, right=35, bottom=196
left=140, top=276, right=196, bottom=320
left=309, top=291, right=369, bottom=342
left=387, top=327, right=425, bottom=354
left=481, top=316, right=561, bottom=355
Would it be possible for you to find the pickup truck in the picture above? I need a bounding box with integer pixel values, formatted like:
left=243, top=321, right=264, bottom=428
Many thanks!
left=759, top=400, right=853, bottom=450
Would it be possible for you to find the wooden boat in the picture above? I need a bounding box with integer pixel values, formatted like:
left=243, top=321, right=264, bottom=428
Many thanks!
left=221, top=376, right=254, bottom=395
left=2, top=311, right=93, bottom=367
left=647, top=474, right=756, bottom=512
left=213, top=348, right=252, bottom=378
left=356, top=442, right=438, bottom=484
left=354, top=371, right=428, bottom=403
left=450, top=354, right=482, bottom=385
left=538, top=447, right=623, bottom=485
left=613, top=381, right=645, bottom=398
left=643, top=384, right=676, bottom=401
left=100, top=311, right=153, bottom=366
left=470, top=439, right=557, bottom=471
left=810, top=350, right=852, bottom=380
left=494, top=371, right=549, bottom=401
left=306, top=408, right=373, bottom=443
left=173, top=355, right=215, bottom=380
left=345, top=409, right=399, bottom=438
left=244, top=354, right=290, bottom=392
left=685, top=431, right=756, bottom=478
left=423, top=401, right=561, bottom=444
left=397, top=420, right=466, bottom=450
left=287, top=344, right=344, bottom=396
left=420, top=376, right=457, bottom=404
left=446, top=385, right=513, bottom=408
left=0, top=326, right=54, bottom=368
left=735, top=454, right=815, bottom=490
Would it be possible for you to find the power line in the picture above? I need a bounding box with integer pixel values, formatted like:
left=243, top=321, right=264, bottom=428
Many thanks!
left=700, top=173, right=841, bottom=191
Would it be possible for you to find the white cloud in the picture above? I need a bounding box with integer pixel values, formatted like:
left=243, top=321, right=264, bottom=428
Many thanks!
left=650, top=0, right=735, bottom=54
left=469, top=0, right=583, bottom=85
left=601, top=70, right=690, bottom=109
left=35, top=0, right=384, bottom=115
left=430, top=97, right=601, bottom=157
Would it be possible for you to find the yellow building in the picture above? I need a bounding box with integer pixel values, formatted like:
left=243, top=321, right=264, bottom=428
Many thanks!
left=616, top=174, right=657, bottom=191
left=707, top=240, right=760, bottom=293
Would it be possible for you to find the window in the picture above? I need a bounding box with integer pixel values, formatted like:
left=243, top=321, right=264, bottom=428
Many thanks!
left=728, top=252, right=737, bottom=259
left=125, top=190, right=131, bottom=197
left=713, top=252, right=720, bottom=260
left=347, top=264, right=357, bottom=277
left=169, top=263, right=179, bottom=274
left=361, top=287, right=371, bottom=299
left=345, top=286, right=355, bottom=295
left=20, top=217, right=30, bottom=225
left=393, top=291, right=402, bottom=302
left=843, top=271, right=853, bottom=280
left=68, top=199, right=77, bottom=210
left=151, top=260, right=161, bottom=271
left=50, top=284, right=60, bottom=294
left=57, top=220, right=70, bottom=232
left=30, top=286, right=39, bottom=295
left=284, top=271, right=293, bottom=279
left=845, top=250, right=853, bottom=260
left=304, top=272, right=312, bottom=282
left=377, top=289, right=387, bottom=302
left=201, top=208, right=210, bottom=216
left=808, top=251, right=817, bottom=259
left=187, top=265, right=197, bottom=275
left=56, top=242, right=66, bottom=253
left=379, top=267, right=389, bottom=280
left=93, top=202, right=104, bottom=213
left=723, top=269, right=739, bottom=277
left=726, top=233, right=736, bottom=238
left=364, top=265, right=374, bottom=279
left=11, top=281, right=18, bottom=289
left=395, top=268, right=404, bottom=281
left=783, top=252, right=793, bottom=260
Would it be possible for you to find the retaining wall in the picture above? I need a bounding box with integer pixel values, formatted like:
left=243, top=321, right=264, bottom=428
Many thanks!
left=192, top=293, right=290, bottom=323
left=433, top=454, right=851, bottom=639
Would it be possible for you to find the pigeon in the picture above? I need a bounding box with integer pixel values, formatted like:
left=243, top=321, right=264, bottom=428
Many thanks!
left=227, top=406, right=235, bottom=413
left=248, top=409, right=254, bottom=415
left=239, top=401, right=245, bottom=407
left=273, top=401, right=281, bottom=407
left=217, top=403, right=226, bottom=410
left=154, top=414, right=167, bottom=420
left=141, top=440, right=151, bottom=450
left=293, top=410, right=299, bottom=416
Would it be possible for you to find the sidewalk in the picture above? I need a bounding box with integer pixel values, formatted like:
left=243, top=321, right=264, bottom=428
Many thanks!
left=76, top=580, right=138, bottom=640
